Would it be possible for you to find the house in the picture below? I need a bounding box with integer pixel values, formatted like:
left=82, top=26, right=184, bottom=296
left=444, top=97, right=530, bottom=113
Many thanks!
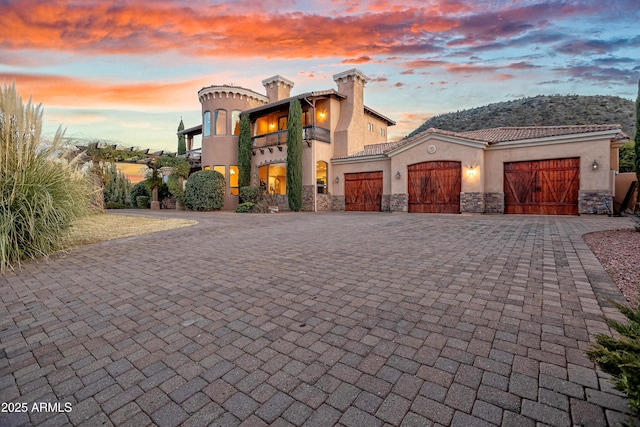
left=179, top=68, right=395, bottom=211
left=332, top=125, right=628, bottom=215
left=180, top=68, right=627, bottom=215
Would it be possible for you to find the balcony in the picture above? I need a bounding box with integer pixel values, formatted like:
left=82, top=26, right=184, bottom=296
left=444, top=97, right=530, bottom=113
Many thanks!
left=252, top=125, right=330, bottom=148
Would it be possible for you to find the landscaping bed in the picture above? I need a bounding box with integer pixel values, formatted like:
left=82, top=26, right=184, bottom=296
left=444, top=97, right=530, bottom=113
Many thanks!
left=584, top=228, right=640, bottom=305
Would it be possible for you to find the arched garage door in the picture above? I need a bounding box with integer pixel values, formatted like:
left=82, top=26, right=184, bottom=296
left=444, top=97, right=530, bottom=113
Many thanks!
left=504, top=158, right=579, bottom=215
left=408, top=161, right=461, bottom=213
left=345, top=172, right=383, bottom=211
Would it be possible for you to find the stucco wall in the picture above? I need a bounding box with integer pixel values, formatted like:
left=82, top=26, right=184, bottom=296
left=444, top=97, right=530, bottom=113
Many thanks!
left=389, top=137, right=485, bottom=195
left=363, top=114, right=390, bottom=147
left=331, top=158, right=392, bottom=196
left=614, top=172, right=638, bottom=211
left=484, top=138, right=612, bottom=193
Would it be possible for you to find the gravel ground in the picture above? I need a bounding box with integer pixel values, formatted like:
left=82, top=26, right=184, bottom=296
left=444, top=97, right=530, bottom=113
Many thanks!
left=584, top=228, right=640, bottom=305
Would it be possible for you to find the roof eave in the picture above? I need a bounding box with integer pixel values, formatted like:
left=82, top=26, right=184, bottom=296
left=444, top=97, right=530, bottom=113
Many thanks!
left=331, top=154, right=387, bottom=164
left=364, top=106, right=396, bottom=126
left=241, top=90, right=344, bottom=117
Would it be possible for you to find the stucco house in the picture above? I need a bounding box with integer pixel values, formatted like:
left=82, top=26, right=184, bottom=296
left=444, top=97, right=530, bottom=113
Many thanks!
left=180, top=68, right=627, bottom=215
left=179, top=68, right=395, bottom=211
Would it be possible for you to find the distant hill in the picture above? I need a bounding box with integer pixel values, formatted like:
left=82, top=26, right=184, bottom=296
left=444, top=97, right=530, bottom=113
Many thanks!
left=406, top=95, right=636, bottom=140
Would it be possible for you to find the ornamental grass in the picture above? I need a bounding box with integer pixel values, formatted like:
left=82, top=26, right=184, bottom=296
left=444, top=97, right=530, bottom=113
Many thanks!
left=0, top=84, right=95, bottom=271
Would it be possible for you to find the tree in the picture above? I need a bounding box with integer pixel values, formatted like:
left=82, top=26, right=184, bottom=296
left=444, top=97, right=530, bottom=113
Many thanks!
left=177, top=118, right=186, bottom=155
left=286, top=99, right=303, bottom=211
left=619, top=142, right=636, bottom=173
left=102, top=162, right=131, bottom=206
left=635, top=79, right=640, bottom=211
left=238, top=114, right=252, bottom=189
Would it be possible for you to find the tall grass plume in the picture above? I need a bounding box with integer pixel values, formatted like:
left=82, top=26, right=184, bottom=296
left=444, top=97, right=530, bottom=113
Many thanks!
left=1, top=83, right=95, bottom=271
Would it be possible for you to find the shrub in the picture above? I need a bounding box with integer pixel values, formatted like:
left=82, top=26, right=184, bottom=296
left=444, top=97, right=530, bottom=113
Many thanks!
left=136, top=196, right=150, bottom=209
left=235, top=202, right=255, bottom=213
left=105, top=201, right=127, bottom=209
left=239, top=186, right=260, bottom=204
left=587, top=301, right=640, bottom=421
left=0, top=84, right=94, bottom=270
left=167, top=173, right=184, bottom=199
left=130, top=181, right=149, bottom=205
left=182, top=170, right=225, bottom=211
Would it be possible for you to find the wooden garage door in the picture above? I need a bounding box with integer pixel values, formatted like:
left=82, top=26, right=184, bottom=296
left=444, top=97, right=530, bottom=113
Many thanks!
left=504, top=158, right=579, bottom=215
left=344, top=172, right=383, bottom=211
left=408, top=161, right=461, bottom=213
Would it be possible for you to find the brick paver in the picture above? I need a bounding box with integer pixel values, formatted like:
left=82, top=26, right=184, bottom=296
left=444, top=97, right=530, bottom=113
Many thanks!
left=0, top=211, right=634, bottom=426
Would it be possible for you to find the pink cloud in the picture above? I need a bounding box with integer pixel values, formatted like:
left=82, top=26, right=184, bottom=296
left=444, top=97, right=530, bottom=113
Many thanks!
left=2, top=72, right=201, bottom=109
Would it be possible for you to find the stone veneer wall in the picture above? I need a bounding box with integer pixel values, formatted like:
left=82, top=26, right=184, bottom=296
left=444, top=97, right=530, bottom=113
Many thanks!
left=317, top=194, right=332, bottom=211
left=460, top=192, right=484, bottom=213
left=260, top=194, right=289, bottom=211
left=484, top=192, right=504, bottom=213
left=302, top=185, right=315, bottom=212
left=381, top=195, right=390, bottom=212
left=331, top=195, right=346, bottom=211
left=579, top=190, right=612, bottom=215
left=390, top=194, right=408, bottom=212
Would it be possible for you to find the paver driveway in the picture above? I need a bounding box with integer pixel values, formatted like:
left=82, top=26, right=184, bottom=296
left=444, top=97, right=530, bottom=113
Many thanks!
left=0, top=211, right=634, bottom=427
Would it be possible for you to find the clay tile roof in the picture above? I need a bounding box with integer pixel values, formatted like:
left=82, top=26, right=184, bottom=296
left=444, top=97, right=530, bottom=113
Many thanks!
left=333, top=124, right=625, bottom=161
left=333, top=141, right=399, bottom=159
left=614, top=131, right=631, bottom=141
left=458, top=124, right=623, bottom=144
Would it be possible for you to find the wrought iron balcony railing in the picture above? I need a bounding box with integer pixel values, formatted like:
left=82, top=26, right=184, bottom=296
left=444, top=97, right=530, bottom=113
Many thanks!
left=252, top=125, right=331, bottom=148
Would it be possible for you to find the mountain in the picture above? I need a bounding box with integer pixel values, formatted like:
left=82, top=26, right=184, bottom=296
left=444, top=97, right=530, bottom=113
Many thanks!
left=406, top=95, right=636, bottom=139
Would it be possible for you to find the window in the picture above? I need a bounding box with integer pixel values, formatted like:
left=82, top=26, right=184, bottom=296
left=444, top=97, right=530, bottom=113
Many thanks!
left=368, top=122, right=374, bottom=132
left=316, top=161, right=328, bottom=194
left=213, top=109, right=227, bottom=135
left=302, top=110, right=310, bottom=126
left=213, top=166, right=226, bottom=194
left=203, top=111, right=211, bottom=136
left=203, top=166, right=211, bottom=171
left=278, top=116, right=287, bottom=131
left=229, top=166, right=239, bottom=195
left=258, top=163, right=286, bottom=195
left=380, top=128, right=386, bottom=136
left=231, top=110, right=241, bottom=135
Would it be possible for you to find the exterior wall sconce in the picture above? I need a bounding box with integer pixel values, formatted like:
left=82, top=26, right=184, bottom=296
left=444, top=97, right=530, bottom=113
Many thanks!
left=318, top=111, right=326, bottom=120
left=395, top=171, right=401, bottom=179
left=335, top=176, right=340, bottom=183
left=592, top=160, right=599, bottom=170
left=467, top=166, right=477, bottom=177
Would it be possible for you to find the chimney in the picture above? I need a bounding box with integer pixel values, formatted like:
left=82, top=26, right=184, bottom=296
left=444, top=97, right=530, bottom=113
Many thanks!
left=262, top=75, right=294, bottom=102
left=333, top=68, right=369, bottom=156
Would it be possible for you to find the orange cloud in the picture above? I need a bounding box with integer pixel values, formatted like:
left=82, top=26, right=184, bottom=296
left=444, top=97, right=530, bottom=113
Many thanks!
left=0, top=1, right=459, bottom=60
left=1, top=72, right=203, bottom=110
left=342, top=56, right=373, bottom=64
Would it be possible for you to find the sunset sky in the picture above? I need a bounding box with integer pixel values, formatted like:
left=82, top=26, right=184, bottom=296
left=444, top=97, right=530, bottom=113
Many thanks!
left=2, top=0, right=639, bottom=152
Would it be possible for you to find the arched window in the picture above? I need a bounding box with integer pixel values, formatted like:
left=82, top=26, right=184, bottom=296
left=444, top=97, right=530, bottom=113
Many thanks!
left=316, top=161, right=328, bottom=194
left=213, top=109, right=227, bottom=135
left=231, top=110, right=241, bottom=135
left=203, top=111, right=211, bottom=136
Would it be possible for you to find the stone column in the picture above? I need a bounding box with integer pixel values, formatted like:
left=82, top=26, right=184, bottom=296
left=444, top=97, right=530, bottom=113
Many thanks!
left=151, top=187, right=160, bottom=210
